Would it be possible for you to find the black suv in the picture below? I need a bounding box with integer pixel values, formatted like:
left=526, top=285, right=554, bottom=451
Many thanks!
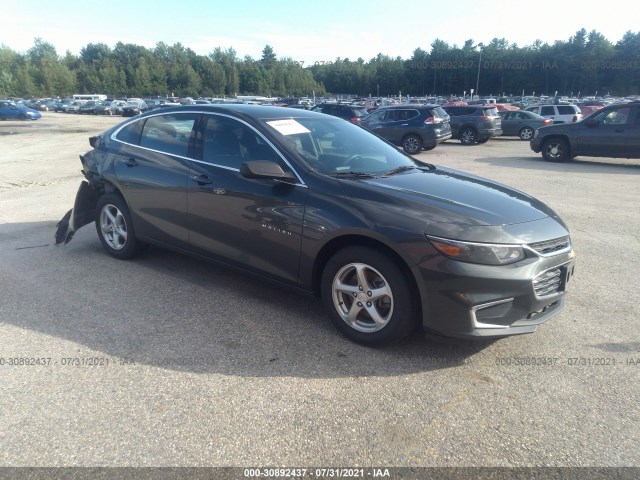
left=442, top=105, right=503, bottom=145
left=360, top=104, right=452, bottom=154
left=530, top=102, right=640, bottom=162
left=312, top=103, right=369, bottom=124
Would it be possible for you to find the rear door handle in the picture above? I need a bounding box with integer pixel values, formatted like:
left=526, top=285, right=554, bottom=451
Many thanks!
left=190, top=174, right=212, bottom=185
left=121, top=158, right=139, bottom=167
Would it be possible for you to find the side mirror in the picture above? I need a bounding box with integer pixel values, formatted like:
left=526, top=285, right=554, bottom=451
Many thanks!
left=240, top=160, right=297, bottom=183
left=584, top=118, right=598, bottom=128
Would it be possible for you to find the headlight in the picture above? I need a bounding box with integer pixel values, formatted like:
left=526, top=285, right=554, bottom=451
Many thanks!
left=427, top=236, right=526, bottom=265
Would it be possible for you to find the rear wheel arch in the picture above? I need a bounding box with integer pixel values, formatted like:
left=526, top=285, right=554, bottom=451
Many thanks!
left=95, top=191, right=144, bottom=259
left=401, top=133, right=423, bottom=154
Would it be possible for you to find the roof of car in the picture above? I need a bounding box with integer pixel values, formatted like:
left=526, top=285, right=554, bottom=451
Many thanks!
left=375, top=104, right=440, bottom=109
left=136, top=104, right=328, bottom=121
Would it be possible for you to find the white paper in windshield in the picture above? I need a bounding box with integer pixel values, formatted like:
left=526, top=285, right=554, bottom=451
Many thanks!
left=266, top=119, right=310, bottom=135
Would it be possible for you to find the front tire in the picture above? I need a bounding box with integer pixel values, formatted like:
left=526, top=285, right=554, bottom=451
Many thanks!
left=402, top=134, right=422, bottom=155
left=95, top=193, right=143, bottom=259
left=541, top=138, right=570, bottom=162
left=321, top=247, right=417, bottom=346
left=459, top=127, right=477, bottom=145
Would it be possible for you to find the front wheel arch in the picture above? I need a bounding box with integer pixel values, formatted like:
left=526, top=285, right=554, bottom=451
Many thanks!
left=311, top=235, right=422, bottom=319
left=541, top=137, right=571, bottom=162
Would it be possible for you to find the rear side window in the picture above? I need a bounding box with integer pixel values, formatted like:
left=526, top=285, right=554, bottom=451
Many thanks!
left=386, top=109, right=419, bottom=121
left=557, top=106, right=577, bottom=115
left=482, top=107, right=499, bottom=116
left=115, top=120, right=142, bottom=145
left=139, top=113, right=198, bottom=157
left=365, top=110, right=386, bottom=122
left=322, top=105, right=338, bottom=116
left=445, top=108, right=468, bottom=116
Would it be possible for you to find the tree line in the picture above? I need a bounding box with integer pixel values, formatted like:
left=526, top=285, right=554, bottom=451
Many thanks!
left=1, top=29, right=639, bottom=99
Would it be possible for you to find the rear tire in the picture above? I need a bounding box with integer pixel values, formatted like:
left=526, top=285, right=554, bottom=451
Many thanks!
left=541, top=138, right=570, bottom=162
left=423, top=145, right=436, bottom=151
left=459, top=127, right=477, bottom=145
left=519, top=127, right=535, bottom=140
left=95, top=193, right=144, bottom=259
left=321, top=247, right=418, bottom=346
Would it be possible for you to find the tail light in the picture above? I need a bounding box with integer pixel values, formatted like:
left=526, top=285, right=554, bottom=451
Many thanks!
left=350, top=117, right=360, bottom=123
left=543, top=119, right=552, bottom=125
left=479, top=116, right=491, bottom=120
left=424, top=116, right=442, bottom=124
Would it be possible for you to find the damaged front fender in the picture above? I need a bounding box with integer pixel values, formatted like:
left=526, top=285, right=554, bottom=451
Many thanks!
left=54, top=180, right=99, bottom=244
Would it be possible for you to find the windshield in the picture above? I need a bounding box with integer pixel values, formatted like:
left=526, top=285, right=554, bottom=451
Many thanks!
left=262, top=116, right=418, bottom=176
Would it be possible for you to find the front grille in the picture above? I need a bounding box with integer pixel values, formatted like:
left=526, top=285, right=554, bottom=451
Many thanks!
left=529, top=236, right=571, bottom=256
left=533, top=267, right=563, bottom=296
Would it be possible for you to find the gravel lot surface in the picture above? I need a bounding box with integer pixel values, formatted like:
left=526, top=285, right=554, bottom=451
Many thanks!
left=1, top=113, right=639, bottom=467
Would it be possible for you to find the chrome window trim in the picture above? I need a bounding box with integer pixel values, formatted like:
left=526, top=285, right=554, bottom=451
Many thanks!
left=110, top=110, right=308, bottom=188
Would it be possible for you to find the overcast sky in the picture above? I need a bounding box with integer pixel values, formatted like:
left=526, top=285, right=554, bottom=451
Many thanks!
left=2, top=0, right=637, bottom=64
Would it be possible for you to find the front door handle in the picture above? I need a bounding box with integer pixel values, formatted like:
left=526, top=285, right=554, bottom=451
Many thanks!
left=122, top=158, right=139, bottom=167
left=190, top=174, right=212, bottom=185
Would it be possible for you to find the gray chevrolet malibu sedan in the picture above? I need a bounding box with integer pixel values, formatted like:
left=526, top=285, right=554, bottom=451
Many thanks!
left=55, top=105, right=576, bottom=345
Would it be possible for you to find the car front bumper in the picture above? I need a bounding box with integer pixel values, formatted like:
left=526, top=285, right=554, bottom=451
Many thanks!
left=415, top=245, right=576, bottom=338
left=530, top=137, right=543, bottom=153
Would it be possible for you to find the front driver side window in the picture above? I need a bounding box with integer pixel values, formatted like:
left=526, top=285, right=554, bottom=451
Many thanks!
left=600, top=107, right=631, bottom=125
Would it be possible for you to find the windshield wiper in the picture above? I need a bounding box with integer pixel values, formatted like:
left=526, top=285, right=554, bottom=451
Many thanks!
left=418, top=162, right=437, bottom=170
left=383, top=165, right=419, bottom=176
left=333, top=171, right=379, bottom=178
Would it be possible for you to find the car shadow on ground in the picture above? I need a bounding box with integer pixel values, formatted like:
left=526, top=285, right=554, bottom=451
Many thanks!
left=1, top=221, right=498, bottom=379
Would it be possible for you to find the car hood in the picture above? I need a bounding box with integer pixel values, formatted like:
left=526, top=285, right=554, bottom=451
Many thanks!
left=334, top=166, right=569, bottom=244
left=353, top=167, right=555, bottom=227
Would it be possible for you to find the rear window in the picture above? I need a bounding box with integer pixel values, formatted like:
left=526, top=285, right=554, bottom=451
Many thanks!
left=432, top=106, right=448, bottom=119
left=557, top=106, right=577, bottom=115
left=482, top=107, right=499, bottom=116
left=353, top=108, right=369, bottom=117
